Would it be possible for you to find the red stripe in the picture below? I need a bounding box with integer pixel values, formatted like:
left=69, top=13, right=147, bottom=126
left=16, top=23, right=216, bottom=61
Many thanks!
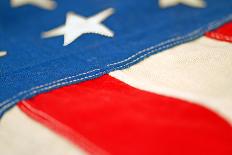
left=206, top=22, right=232, bottom=43
left=19, top=75, right=232, bottom=155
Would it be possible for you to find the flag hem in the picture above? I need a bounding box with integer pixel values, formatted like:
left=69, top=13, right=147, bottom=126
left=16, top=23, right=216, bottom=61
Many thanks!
left=1, top=14, right=232, bottom=117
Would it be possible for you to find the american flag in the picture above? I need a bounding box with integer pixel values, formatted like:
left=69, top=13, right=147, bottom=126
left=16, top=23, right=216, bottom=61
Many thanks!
left=0, top=0, right=232, bottom=155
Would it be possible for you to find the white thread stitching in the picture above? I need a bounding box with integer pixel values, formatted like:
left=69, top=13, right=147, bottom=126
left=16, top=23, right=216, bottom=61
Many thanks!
left=0, top=31, right=219, bottom=112
left=0, top=33, right=194, bottom=107
left=1, top=14, right=232, bottom=113
left=0, top=68, right=100, bottom=106
left=106, top=30, right=199, bottom=67
left=0, top=71, right=105, bottom=113
left=0, top=28, right=202, bottom=107
left=0, top=15, right=231, bottom=109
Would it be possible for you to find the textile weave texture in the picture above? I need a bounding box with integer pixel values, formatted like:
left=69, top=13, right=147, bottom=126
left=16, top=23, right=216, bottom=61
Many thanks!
left=0, top=0, right=232, bottom=117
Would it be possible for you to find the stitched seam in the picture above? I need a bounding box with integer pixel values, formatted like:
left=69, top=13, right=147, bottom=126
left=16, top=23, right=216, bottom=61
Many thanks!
left=0, top=71, right=105, bottom=112
left=0, top=29, right=218, bottom=113
left=0, top=68, right=100, bottom=106
left=0, top=33, right=194, bottom=108
left=0, top=15, right=231, bottom=109
left=0, top=33, right=191, bottom=107
left=106, top=29, right=200, bottom=67
left=1, top=14, right=232, bottom=113
left=113, top=34, right=198, bottom=71
left=0, top=28, right=207, bottom=107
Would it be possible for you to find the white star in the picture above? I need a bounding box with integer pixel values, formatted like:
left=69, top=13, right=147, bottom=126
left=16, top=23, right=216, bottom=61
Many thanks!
left=159, top=0, right=206, bottom=8
left=0, top=51, right=7, bottom=57
left=42, top=8, right=115, bottom=46
left=10, top=0, right=57, bottom=10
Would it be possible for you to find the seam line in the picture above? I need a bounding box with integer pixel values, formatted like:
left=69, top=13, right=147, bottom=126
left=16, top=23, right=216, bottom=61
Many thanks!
left=1, top=14, right=232, bottom=115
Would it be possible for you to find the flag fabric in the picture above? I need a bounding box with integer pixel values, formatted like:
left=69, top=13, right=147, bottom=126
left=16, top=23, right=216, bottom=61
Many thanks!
left=1, top=0, right=232, bottom=116
left=1, top=23, right=232, bottom=155
left=206, top=21, right=232, bottom=42
left=111, top=36, right=232, bottom=123
left=18, top=74, right=232, bottom=155
left=0, top=107, right=86, bottom=155
left=1, top=1, right=232, bottom=155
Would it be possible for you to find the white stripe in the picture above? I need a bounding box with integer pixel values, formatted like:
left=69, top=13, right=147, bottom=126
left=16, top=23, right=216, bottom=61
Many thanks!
left=0, top=107, right=87, bottom=155
left=110, top=37, right=232, bottom=124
